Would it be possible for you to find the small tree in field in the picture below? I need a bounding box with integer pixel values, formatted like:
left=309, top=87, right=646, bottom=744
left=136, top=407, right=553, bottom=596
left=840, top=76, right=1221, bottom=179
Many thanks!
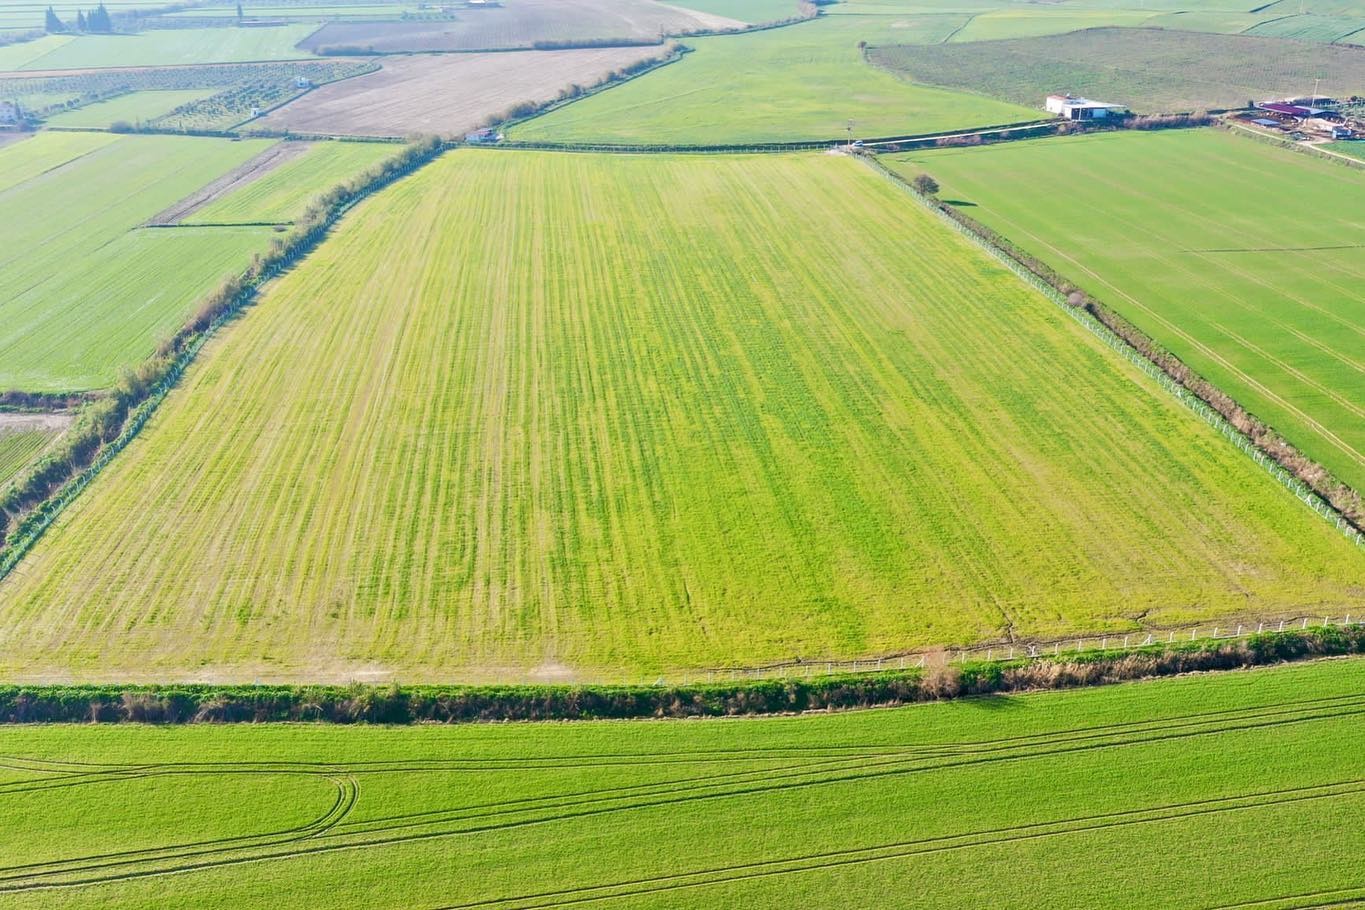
left=912, top=173, right=939, bottom=196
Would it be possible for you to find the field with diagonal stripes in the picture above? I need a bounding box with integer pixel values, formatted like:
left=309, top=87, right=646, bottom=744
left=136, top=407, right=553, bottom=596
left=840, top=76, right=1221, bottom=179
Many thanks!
left=0, top=658, right=1362, bottom=908
left=888, top=130, right=1365, bottom=493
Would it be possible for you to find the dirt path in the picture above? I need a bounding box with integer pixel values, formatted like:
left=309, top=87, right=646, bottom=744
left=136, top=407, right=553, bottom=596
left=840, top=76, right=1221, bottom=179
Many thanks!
left=146, top=140, right=313, bottom=225
left=0, top=412, right=74, bottom=432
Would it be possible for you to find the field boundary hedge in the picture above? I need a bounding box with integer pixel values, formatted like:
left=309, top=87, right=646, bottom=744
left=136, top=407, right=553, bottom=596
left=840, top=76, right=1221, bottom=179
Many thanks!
left=487, top=42, right=689, bottom=135
left=0, top=628, right=1359, bottom=723
left=0, top=136, right=446, bottom=576
left=864, top=152, right=1365, bottom=540
left=498, top=117, right=1056, bottom=154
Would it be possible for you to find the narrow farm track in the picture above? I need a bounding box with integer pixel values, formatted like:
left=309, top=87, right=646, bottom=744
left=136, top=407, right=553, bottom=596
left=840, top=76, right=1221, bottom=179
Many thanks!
left=1, top=690, right=1361, bottom=893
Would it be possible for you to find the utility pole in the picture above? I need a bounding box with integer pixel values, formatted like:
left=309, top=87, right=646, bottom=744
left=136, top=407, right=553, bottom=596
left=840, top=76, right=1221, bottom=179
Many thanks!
left=846, top=118, right=854, bottom=151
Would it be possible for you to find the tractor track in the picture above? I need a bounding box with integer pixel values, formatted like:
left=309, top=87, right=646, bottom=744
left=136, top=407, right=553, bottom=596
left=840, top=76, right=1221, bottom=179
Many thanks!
left=0, top=692, right=1360, bottom=892
left=415, top=779, right=1365, bottom=909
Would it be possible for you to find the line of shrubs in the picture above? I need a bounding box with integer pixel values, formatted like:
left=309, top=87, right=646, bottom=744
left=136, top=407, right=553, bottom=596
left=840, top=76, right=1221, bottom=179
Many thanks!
left=0, top=135, right=445, bottom=560
left=876, top=158, right=1364, bottom=532
left=0, top=390, right=90, bottom=412
left=0, top=628, right=1359, bottom=724
left=478, top=43, right=684, bottom=130
left=530, top=37, right=664, bottom=50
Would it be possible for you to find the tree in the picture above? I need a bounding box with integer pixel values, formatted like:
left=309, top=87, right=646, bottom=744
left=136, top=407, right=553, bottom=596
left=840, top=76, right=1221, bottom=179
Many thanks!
left=86, top=2, right=111, bottom=31
left=44, top=5, right=66, bottom=31
left=75, top=9, right=86, bottom=29
left=911, top=173, right=939, bottom=196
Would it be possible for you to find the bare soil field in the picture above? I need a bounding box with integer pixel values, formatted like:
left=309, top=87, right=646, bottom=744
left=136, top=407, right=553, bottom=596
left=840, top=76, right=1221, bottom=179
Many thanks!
left=0, top=412, right=74, bottom=432
left=255, top=47, right=666, bottom=137
left=299, top=0, right=741, bottom=52
left=147, top=139, right=309, bottom=225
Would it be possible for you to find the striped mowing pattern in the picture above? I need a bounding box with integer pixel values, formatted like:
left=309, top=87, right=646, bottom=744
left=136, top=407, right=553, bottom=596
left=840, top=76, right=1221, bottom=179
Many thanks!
left=0, top=151, right=1360, bottom=682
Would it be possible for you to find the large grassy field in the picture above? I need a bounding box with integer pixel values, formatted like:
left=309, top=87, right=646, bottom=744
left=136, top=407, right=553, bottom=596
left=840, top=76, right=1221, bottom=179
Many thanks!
left=888, top=129, right=1365, bottom=493
left=0, top=658, right=1361, bottom=907
left=510, top=18, right=1036, bottom=144
left=0, top=129, right=115, bottom=192
left=1244, top=11, right=1365, bottom=41
left=0, top=132, right=277, bottom=392
left=41, top=88, right=218, bottom=128
left=0, top=25, right=318, bottom=71
left=0, top=150, right=1360, bottom=683
left=870, top=28, right=1365, bottom=113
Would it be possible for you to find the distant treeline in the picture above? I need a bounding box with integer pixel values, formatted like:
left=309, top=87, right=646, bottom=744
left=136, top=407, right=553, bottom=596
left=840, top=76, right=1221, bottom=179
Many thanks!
left=0, top=628, right=1360, bottom=723
left=0, top=136, right=445, bottom=568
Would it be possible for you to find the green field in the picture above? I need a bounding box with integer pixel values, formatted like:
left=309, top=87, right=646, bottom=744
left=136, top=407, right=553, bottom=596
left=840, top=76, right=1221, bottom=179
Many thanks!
left=1327, top=139, right=1365, bottom=159
left=0, top=33, right=68, bottom=68
left=888, top=129, right=1365, bottom=492
left=0, top=129, right=114, bottom=192
left=0, top=658, right=1362, bottom=907
left=42, top=88, right=218, bottom=127
left=0, top=25, right=318, bottom=71
left=0, top=150, right=1359, bottom=682
left=0, top=132, right=277, bottom=392
left=1, top=88, right=78, bottom=112
left=870, top=28, right=1365, bottom=113
left=0, top=425, right=63, bottom=486
left=184, top=140, right=398, bottom=224
left=510, top=18, right=1036, bottom=144
left=1244, top=11, right=1365, bottom=41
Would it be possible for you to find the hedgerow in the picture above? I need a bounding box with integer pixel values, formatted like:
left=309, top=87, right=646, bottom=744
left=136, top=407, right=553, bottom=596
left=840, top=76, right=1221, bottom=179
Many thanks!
left=0, top=628, right=1357, bottom=723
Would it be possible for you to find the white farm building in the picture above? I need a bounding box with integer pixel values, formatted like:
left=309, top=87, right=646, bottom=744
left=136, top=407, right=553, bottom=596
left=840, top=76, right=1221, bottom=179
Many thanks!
left=1046, top=94, right=1127, bottom=120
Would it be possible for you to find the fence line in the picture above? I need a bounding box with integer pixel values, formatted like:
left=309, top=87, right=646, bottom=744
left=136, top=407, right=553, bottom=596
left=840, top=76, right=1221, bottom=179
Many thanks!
left=491, top=119, right=1056, bottom=156
left=657, top=615, right=1362, bottom=686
